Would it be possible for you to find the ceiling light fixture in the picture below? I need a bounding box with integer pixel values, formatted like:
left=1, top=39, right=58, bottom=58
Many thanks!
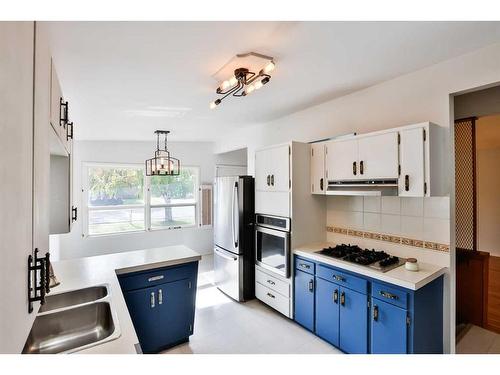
left=145, top=130, right=180, bottom=176
left=209, top=52, right=275, bottom=109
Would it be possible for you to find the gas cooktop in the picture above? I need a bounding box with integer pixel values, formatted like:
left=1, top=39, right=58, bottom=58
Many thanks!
left=316, top=244, right=405, bottom=272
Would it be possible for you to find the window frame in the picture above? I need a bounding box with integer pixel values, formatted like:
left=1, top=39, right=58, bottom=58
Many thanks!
left=147, top=166, right=200, bottom=231
left=82, top=162, right=200, bottom=237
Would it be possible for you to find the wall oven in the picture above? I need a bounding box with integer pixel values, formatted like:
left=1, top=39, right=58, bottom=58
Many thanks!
left=255, top=214, right=290, bottom=278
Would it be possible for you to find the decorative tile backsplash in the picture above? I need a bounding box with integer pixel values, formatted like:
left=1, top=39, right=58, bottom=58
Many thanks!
left=326, top=225, right=450, bottom=252
left=326, top=196, right=451, bottom=253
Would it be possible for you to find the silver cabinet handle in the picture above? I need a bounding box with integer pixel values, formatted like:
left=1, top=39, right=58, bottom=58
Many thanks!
left=299, top=263, right=310, bottom=269
left=150, top=291, right=155, bottom=308
left=333, top=274, right=345, bottom=282
left=148, top=275, right=164, bottom=282
left=158, top=289, right=163, bottom=305
left=267, top=292, right=275, bottom=299
left=379, top=290, right=399, bottom=300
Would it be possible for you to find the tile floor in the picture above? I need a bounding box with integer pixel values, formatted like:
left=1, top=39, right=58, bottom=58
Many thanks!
left=456, top=324, right=500, bottom=354
left=163, top=255, right=341, bottom=354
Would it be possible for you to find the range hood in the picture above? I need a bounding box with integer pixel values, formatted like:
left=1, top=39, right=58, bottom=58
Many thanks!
left=326, top=179, right=398, bottom=196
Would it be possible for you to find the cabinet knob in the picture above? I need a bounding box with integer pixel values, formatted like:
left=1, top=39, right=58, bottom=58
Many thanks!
left=308, top=279, right=314, bottom=292
left=373, top=305, right=379, bottom=321
left=158, top=289, right=163, bottom=305
left=353, top=161, right=357, bottom=176
left=340, top=291, right=345, bottom=306
left=405, top=175, right=410, bottom=191
left=333, top=289, right=339, bottom=304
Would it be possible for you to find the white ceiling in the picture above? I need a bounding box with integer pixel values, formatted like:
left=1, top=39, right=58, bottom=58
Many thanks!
left=47, top=21, right=500, bottom=142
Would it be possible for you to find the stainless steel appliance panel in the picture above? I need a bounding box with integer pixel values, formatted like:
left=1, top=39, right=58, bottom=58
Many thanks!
left=214, top=246, right=242, bottom=300
left=255, top=225, right=290, bottom=278
left=214, top=176, right=240, bottom=254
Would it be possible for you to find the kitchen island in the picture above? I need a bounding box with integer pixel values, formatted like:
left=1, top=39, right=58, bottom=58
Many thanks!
left=49, top=245, right=201, bottom=354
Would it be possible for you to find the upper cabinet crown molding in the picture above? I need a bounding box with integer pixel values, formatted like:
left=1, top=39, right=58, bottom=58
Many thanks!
left=311, top=122, right=447, bottom=197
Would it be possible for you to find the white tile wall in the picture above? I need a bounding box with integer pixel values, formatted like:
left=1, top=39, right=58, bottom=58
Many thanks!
left=327, top=196, right=451, bottom=245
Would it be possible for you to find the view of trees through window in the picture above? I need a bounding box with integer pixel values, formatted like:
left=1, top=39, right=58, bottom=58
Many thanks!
left=86, top=165, right=198, bottom=235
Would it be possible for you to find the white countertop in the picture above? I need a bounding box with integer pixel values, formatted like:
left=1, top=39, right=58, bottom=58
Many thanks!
left=294, top=242, right=446, bottom=291
left=50, top=245, right=202, bottom=354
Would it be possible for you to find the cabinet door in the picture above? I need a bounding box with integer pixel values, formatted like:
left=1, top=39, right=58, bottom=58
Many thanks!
left=358, top=132, right=399, bottom=179
left=50, top=60, right=64, bottom=140
left=157, top=279, right=195, bottom=347
left=270, top=144, right=290, bottom=191
left=124, top=284, right=161, bottom=353
left=326, top=138, right=359, bottom=181
left=315, top=278, right=340, bottom=347
left=0, top=21, right=36, bottom=353
left=339, top=287, right=368, bottom=354
left=371, top=298, right=408, bottom=354
left=255, top=149, right=270, bottom=191
left=294, top=269, right=315, bottom=331
left=310, top=143, right=326, bottom=194
left=399, top=127, right=425, bottom=196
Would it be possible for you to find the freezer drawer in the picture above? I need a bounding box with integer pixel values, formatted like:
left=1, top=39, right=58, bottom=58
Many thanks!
left=214, top=246, right=242, bottom=301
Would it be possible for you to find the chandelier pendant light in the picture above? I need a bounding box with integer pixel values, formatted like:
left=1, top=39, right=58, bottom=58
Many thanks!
left=145, top=130, right=180, bottom=176
left=210, top=52, right=275, bottom=109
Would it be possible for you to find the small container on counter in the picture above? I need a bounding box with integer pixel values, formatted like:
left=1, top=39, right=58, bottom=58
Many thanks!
left=405, top=258, right=419, bottom=272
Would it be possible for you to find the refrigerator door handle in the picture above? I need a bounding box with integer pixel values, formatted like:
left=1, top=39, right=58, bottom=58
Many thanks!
left=215, top=247, right=237, bottom=261
left=232, top=181, right=239, bottom=248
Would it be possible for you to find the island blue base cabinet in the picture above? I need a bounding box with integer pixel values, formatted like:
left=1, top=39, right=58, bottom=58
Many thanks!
left=293, top=255, right=443, bottom=354
left=118, top=261, right=198, bottom=353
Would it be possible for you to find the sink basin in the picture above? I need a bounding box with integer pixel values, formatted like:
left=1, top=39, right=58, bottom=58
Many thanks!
left=23, top=302, right=116, bottom=354
left=39, top=286, right=108, bottom=313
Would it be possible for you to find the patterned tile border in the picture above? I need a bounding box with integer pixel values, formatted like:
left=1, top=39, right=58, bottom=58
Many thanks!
left=326, top=226, right=450, bottom=253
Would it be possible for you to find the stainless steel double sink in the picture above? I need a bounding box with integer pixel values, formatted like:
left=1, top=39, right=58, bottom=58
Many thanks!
left=23, top=285, right=121, bottom=354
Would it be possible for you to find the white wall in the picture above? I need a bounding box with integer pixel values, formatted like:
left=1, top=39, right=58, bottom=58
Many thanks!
left=214, top=41, right=500, bottom=354
left=55, top=140, right=216, bottom=260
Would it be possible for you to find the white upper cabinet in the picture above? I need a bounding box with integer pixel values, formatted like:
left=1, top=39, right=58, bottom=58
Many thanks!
left=399, top=127, right=425, bottom=196
left=310, top=142, right=326, bottom=194
left=326, top=138, right=358, bottom=181
left=312, top=123, right=445, bottom=197
left=271, top=144, right=291, bottom=192
left=357, top=132, right=399, bottom=180
left=255, top=143, right=291, bottom=217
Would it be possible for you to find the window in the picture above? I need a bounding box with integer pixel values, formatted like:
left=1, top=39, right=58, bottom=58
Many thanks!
left=84, top=163, right=199, bottom=236
left=86, top=165, right=145, bottom=235
left=149, top=167, right=198, bottom=230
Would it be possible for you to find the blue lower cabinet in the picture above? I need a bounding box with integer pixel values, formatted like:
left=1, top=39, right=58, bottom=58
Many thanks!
left=370, top=298, right=408, bottom=354
left=294, top=269, right=315, bottom=331
left=118, top=262, right=198, bottom=353
left=293, top=255, right=444, bottom=354
left=315, top=277, right=340, bottom=347
left=339, top=287, right=368, bottom=354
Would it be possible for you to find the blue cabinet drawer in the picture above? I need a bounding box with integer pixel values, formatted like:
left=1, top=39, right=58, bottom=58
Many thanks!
left=118, top=262, right=198, bottom=292
left=295, top=257, right=315, bottom=275
left=316, top=264, right=368, bottom=294
left=371, top=282, right=408, bottom=309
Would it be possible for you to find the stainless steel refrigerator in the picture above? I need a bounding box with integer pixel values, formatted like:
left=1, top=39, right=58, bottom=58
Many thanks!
left=214, top=176, right=255, bottom=301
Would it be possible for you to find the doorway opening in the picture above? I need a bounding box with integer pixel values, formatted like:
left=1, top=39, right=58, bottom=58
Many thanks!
left=454, top=85, right=500, bottom=353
